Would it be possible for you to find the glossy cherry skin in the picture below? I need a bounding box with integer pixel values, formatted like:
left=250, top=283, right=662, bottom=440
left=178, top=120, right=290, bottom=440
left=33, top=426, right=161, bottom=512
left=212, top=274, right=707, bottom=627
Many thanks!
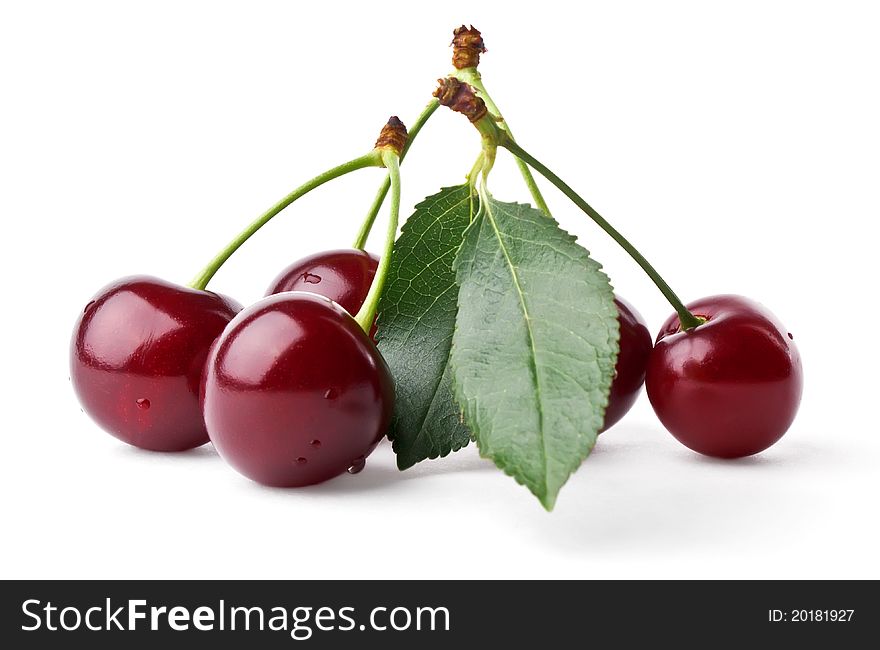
left=203, top=292, right=394, bottom=487
left=646, top=295, right=803, bottom=458
left=266, top=249, right=379, bottom=337
left=600, top=296, right=653, bottom=432
left=71, top=276, right=242, bottom=451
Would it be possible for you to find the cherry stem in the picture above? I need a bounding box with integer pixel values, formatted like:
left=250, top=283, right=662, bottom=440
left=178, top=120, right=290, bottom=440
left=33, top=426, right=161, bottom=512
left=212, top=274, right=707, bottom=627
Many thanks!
left=190, top=151, right=383, bottom=291
left=502, top=138, right=703, bottom=331
left=354, top=149, right=401, bottom=332
left=467, top=152, right=485, bottom=189
left=352, top=100, right=440, bottom=249
left=462, top=152, right=485, bottom=220
left=452, top=67, right=552, bottom=217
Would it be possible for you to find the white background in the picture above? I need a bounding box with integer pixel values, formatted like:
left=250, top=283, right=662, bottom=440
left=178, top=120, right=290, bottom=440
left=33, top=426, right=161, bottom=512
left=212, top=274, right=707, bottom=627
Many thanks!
left=2, top=1, right=878, bottom=579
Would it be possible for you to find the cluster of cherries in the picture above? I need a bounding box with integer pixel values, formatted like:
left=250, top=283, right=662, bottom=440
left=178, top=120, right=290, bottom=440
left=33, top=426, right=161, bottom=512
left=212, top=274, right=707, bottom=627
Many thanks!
left=70, top=26, right=803, bottom=492
left=71, top=246, right=802, bottom=490
left=71, top=249, right=391, bottom=486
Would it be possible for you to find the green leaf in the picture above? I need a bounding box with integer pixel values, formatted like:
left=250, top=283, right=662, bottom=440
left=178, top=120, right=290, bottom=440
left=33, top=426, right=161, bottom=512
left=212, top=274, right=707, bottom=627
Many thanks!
left=376, top=185, right=476, bottom=470
left=451, top=196, right=619, bottom=510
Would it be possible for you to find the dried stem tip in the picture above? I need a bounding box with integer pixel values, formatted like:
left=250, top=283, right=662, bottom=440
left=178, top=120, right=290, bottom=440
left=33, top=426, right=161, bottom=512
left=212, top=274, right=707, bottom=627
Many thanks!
left=433, top=78, right=488, bottom=123
left=374, top=116, right=408, bottom=156
left=451, top=25, right=486, bottom=69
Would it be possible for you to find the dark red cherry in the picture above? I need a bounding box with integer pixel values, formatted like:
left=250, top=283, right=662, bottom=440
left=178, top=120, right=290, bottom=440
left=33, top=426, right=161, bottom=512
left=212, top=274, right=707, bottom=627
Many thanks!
left=71, top=276, right=241, bottom=451
left=203, top=292, right=394, bottom=487
left=266, top=248, right=379, bottom=337
left=600, top=295, right=653, bottom=432
left=646, top=295, right=803, bottom=458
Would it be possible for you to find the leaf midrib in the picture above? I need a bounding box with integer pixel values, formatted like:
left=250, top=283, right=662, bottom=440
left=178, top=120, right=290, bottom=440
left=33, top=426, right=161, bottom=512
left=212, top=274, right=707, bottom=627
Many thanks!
left=406, top=284, right=456, bottom=447
left=401, top=193, right=472, bottom=452
left=482, top=199, right=549, bottom=497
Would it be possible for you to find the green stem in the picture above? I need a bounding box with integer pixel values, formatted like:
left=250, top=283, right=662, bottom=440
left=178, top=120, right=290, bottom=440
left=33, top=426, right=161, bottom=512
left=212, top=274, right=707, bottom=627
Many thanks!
left=466, top=152, right=486, bottom=222
left=502, top=138, right=703, bottom=331
left=467, top=152, right=485, bottom=189
left=190, top=151, right=382, bottom=291
left=354, top=150, right=400, bottom=332
left=453, top=68, right=552, bottom=217
left=352, top=100, right=440, bottom=249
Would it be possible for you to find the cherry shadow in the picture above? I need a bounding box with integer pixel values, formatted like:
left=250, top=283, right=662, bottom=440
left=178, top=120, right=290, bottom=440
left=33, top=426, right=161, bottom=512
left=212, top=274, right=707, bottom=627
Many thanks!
left=113, top=442, right=220, bottom=461
left=299, top=447, right=495, bottom=496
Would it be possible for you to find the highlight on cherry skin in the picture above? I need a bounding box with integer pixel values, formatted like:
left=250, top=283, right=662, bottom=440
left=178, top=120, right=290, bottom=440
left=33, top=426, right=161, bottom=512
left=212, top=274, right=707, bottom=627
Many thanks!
left=202, top=291, right=394, bottom=487
left=70, top=276, right=242, bottom=452
left=600, top=295, right=653, bottom=433
left=646, top=294, right=803, bottom=459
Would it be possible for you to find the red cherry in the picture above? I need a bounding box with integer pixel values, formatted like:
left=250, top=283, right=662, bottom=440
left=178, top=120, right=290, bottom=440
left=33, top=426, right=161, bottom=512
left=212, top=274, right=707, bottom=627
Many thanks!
left=265, top=248, right=379, bottom=338
left=71, top=276, right=242, bottom=451
left=600, top=295, right=653, bottom=432
left=203, top=292, right=394, bottom=487
left=646, top=295, right=802, bottom=458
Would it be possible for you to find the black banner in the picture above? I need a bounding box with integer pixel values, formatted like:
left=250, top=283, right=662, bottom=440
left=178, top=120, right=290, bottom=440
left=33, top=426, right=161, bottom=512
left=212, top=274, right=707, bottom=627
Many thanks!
left=1, top=580, right=875, bottom=647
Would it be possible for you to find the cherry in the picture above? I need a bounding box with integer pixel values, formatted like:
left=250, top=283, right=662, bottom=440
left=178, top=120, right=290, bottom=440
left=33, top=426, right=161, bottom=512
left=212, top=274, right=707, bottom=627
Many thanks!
left=266, top=248, right=378, bottom=312
left=71, top=276, right=242, bottom=451
left=265, top=248, right=379, bottom=338
left=202, top=292, right=394, bottom=487
left=646, top=295, right=803, bottom=458
left=601, top=295, right=653, bottom=432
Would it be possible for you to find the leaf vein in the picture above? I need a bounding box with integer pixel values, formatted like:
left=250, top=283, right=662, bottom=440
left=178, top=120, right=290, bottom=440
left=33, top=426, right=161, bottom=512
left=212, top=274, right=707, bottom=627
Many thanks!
left=482, top=198, right=550, bottom=497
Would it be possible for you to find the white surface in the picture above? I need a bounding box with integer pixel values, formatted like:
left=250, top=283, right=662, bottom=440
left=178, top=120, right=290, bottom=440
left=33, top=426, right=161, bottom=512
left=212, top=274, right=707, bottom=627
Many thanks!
left=1, top=1, right=878, bottom=579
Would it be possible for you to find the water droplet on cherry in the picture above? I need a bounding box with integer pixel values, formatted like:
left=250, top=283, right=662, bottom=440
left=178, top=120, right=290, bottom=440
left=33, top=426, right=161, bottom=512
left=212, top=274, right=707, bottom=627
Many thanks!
left=302, top=272, right=321, bottom=284
left=323, top=388, right=337, bottom=399
left=296, top=457, right=308, bottom=465
left=347, top=456, right=366, bottom=474
left=309, top=439, right=322, bottom=448
left=136, top=398, right=151, bottom=410
left=84, top=300, right=95, bottom=313
left=787, top=332, right=794, bottom=340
